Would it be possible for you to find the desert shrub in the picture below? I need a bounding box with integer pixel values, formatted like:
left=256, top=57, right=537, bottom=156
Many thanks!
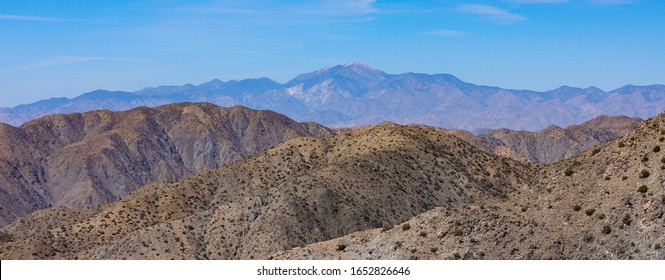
left=591, top=148, right=601, bottom=156
left=654, top=145, right=662, bottom=153
left=655, top=243, right=662, bottom=250
left=573, top=204, right=582, bottom=211
left=585, top=209, right=596, bottom=216
left=430, top=247, right=438, bottom=253
left=401, top=223, right=411, bottom=231
left=641, top=155, right=649, bottom=162
left=621, top=176, right=628, bottom=181
left=660, top=137, right=665, bottom=142
left=453, top=252, right=461, bottom=259
left=596, top=213, right=606, bottom=220
left=381, top=225, right=393, bottom=232
left=618, top=141, right=625, bottom=148
left=639, top=169, right=650, bottom=178
left=661, top=156, right=665, bottom=163
left=602, top=225, right=612, bottom=234
left=453, top=228, right=463, bottom=236
left=622, top=214, right=632, bottom=226
left=605, top=176, right=611, bottom=180
left=638, top=185, right=648, bottom=193
left=336, top=244, right=346, bottom=251
left=564, top=168, right=574, bottom=176
left=419, top=231, right=428, bottom=237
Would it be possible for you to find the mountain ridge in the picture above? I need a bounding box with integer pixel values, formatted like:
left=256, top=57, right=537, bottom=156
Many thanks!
left=0, top=102, right=332, bottom=227
left=1, top=63, right=663, bottom=131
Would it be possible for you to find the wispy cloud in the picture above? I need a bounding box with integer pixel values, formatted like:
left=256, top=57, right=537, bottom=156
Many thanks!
left=421, top=29, right=469, bottom=37
left=458, top=4, right=526, bottom=25
left=0, top=14, right=73, bottom=22
left=588, top=0, right=635, bottom=5
left=0, top=13, right=105, bottom=23
left=11, top=56, right=146, bottom=72
left=509, top=0, right=568, bottom=3
left=301, top=0, right=377, bottom=16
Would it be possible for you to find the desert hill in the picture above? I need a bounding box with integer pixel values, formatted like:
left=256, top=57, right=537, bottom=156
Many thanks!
left=453, top=115, right=642, bottom=164
left=0, top=102, right=332, bottom=227
left=0, top=123, right=534, bottom=259
left=274, top=113, right=665, bottom=260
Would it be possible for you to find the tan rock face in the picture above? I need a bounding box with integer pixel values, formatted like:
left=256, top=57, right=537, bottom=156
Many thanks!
left=0, top=103, right=332, bottom=227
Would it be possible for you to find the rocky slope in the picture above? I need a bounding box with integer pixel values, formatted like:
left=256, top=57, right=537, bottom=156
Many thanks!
left=453, top=115, right=642, bottom=164
left=0, top=103, right=332, bottom=227
left=0, top=123, right=534, bottom=259
left=274, top=113, right=665, bottom=260
left=2, top=63, right=664, bottom=132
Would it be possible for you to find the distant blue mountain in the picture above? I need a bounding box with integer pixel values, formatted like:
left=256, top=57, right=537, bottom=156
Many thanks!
left=1, top=62, right=664, bottom=131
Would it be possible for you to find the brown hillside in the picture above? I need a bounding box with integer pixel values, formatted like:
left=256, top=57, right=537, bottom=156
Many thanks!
left=0, top=103, right=332, bottom=227
left=274, top=113, right=665, bottom=260
left=0, top=123, right=534, bottom=259
left=458, top=115, right=642, bottom=164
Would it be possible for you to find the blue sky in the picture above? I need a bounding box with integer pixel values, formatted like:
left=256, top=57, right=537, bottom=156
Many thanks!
left=1, top=0, right=664, bottom=107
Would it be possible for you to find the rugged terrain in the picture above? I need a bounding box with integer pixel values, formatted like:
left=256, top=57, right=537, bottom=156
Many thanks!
left=1, top=63, right=663, bottom=132
left=0, top=123, right=533, bottom=259
left=0, top=107, right=662, bottom=260
left=0, top=102, right=332, bottom=227
left=275, top=113, right=665, bottom=260
left=454, top=115, right=642, bottom=163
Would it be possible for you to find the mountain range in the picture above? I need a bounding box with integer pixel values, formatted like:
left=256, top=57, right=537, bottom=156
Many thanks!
left=0, top=104, right=662, bottom=259
left=1, top=63, right=663, bottom=132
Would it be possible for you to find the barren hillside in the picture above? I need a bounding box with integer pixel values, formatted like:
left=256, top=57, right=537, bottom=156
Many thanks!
left=0, top=123, right=534, bottom=259
left=0, top=103, right=332, bottom=227
left=274, top=113, right=665, bottom=260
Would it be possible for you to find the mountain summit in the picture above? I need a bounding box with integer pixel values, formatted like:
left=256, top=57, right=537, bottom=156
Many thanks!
left=1, top=63, right=663, bottom=131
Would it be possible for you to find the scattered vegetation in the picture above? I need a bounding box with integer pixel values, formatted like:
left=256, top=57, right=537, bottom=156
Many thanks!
left=596, top=213, right=606, bottom=220
left=453, top=228, right=463, bottom=236
left=585, top=209, right=595, bottom=216
left=602, top=225, right=612, bottom=234
left=618, top=141, right=625, bottom=148
left=419, top=231, right=428, bottom=237
left=453, top=252, right=461, bottom=259
left=591, top=148, right=601, bottom=156
left=573, top=204, right=582, bottom=211
left=622, top=214, right=632, bottom=226
left=655, top=244, right=662, bottom=250
left=401, top=223, right=411, bottom=231
left=654, top=145, right=661, bottom=153
left=564, top=168, right=574, bottom=177
left=621, top=176, right=628, bottom=181
left=336, top=244, right=347, bottom=252
left=430, top=247, right=438, bottom=253
left=638, top=185, right=648, bottom=193
left=639, top=169, right=650, bottom=178
left=381, top=225, right=393, bottom=232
